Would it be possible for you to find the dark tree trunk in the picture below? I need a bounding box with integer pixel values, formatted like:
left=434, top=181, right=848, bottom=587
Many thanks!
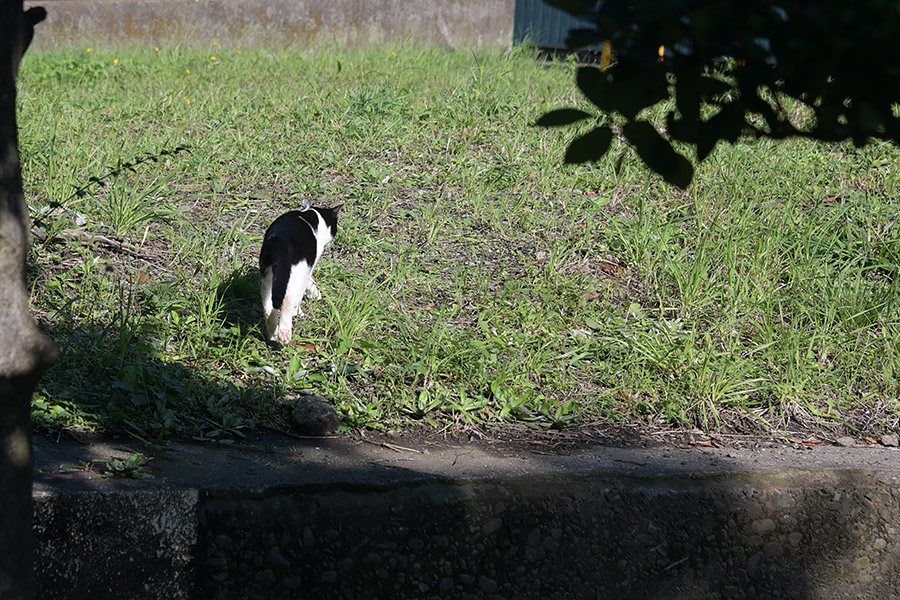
left=0, top=2, right=57, bottom=599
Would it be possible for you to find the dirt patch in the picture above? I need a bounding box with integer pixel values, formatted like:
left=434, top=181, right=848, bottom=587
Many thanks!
left=264, top=418, right=897, bottom=461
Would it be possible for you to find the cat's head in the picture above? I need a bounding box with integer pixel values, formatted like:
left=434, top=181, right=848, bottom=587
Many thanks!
left=316, top=204, right=342, bottom=240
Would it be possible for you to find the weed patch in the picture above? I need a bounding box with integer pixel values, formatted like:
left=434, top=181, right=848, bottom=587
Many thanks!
left=19, top=44, right=900, bottom=440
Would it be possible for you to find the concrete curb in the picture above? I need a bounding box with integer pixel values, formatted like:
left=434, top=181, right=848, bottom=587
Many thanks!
left=32, top=433, right=900, bottom=599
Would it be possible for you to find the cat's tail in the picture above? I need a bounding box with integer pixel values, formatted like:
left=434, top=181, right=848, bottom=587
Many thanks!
left=260, top=243, right=292, bottom=310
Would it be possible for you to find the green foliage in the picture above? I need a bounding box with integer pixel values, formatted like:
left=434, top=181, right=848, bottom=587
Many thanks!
left=542, top=1, right=900, bottom=187
left=58, top=452, right=154, bottom=479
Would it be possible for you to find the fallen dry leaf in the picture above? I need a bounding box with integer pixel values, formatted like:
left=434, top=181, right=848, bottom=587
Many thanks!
left=408, top=302, right=435, bottom=313
left=126, top=269, right=149, bottom=285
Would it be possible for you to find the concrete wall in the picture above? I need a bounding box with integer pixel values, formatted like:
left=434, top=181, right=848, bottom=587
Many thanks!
left=33, top=466, right=900, bottom=599
left=24, top=0, right=516, bottom=48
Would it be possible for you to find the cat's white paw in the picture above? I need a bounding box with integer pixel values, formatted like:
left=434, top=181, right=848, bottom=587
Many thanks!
left=275, top=327, right=292, bottom=345
left=307, top=281, right=321, bottom=300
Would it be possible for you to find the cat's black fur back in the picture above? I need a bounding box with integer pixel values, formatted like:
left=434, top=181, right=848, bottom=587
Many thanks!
left=259, top=206, right=341, bottom=311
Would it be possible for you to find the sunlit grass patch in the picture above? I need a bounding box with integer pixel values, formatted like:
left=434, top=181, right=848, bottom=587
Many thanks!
left=18, top=43, right=900, bottom=440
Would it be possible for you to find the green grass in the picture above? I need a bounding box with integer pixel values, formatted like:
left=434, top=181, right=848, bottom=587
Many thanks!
left=18, top=42, right=900, bottom=441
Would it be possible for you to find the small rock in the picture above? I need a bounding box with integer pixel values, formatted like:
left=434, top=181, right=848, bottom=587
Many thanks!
left=291, top=396, right=341, bottom=435
left=880, top=434, right=899, bottom=447
left=763, top=541, right=783, bottom=558
left=439, top=577, right=455, bottom=592
left=836, top=436, right=856, bottom=447
left=302, top=526, right=315, bottom=549
left=266, top=546, right=290, bottom=569
left=210, top=572, right=228, bottom=584
left=320, top=570, right=338, bottom=584
left=749, top=519, right=776, bottom=535
left=482, top=518, right=502, bottom=536
left=433, top=535, right=449, bottom=549
left=746, top=552, right=763, bottom=578
left=478, top=576, right=498, bottom=594
left=337, top=558, right=354, bottom=573
left=254, top=569, right=276, bottom=586
left=214, top=534, right=233, bottom=551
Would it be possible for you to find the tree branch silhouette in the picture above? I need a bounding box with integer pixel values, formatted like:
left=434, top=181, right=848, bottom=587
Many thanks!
left=539, top=1, right=900, bottom=188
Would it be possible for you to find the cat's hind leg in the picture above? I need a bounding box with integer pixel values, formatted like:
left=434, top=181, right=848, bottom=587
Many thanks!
left=287, top=263, right=312, bottom=317
left=261, top=268, right=280, bottom=341
left=275, top=294, right=294, bottom=344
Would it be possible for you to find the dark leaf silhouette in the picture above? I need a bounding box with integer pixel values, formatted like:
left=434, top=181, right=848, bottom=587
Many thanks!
left=564, top=126, right=613, bottom=164
left=698, top=102, right=745, bottom=162
left=535, top=108, right=592, bottom=127
left=622, top=121, right=693, bottom=189
left=537, top=0, right=900, bottom=187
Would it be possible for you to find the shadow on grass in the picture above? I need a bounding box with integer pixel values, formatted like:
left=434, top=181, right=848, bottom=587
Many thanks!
left=216, top=266, right=263, bottom=332
left=34, top=273, right=280, bottom=441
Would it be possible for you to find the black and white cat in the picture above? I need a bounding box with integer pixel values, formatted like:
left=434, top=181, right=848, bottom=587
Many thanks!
left=259, top=201, right=342, bottom=344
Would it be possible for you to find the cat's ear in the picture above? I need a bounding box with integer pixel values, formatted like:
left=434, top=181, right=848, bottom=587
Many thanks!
left=331, top=204, right=343, bottom=218
left=302, top=198, right=312, bottom=211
